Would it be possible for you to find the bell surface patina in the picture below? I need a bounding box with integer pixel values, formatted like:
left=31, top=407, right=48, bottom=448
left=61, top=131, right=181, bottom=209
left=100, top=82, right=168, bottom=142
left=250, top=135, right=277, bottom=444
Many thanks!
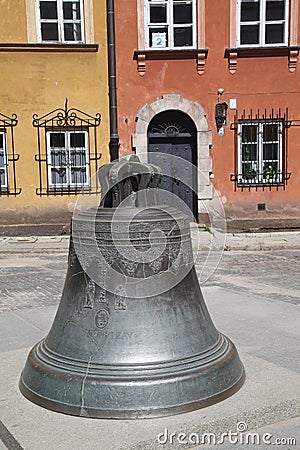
left=19, top=154, right=245, bottom=419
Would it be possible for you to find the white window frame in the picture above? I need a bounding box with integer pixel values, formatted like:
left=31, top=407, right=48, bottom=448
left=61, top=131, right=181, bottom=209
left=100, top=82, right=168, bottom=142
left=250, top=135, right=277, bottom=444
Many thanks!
left=237, top=121, right=283, bottom=184
left=0, top=131, right=8, bottom=190
left=46, top=129, right=90, bottom=189
left=36, top=0, right=85, bottom=43
left=144, top=0, right=197, bottom=50
left=236, top=0, right=289, bottom=47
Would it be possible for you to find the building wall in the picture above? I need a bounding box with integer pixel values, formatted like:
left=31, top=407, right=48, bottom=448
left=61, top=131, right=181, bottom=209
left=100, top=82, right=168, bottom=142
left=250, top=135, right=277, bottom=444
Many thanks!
left=0, top=0, right=109, bottom=234
left=114, top=0, right=300, bottom=230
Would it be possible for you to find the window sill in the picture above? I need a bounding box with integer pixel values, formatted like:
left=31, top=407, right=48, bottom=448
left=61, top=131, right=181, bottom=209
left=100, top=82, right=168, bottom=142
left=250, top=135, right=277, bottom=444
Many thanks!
left=133, top=48, right=209, bottom=76
left=224, top=46, right=300, bottom=74
left=0, top=43, right=98, bottom=53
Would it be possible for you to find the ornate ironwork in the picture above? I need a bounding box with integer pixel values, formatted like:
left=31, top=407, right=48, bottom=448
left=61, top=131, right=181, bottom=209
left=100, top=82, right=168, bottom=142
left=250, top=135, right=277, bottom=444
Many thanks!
left=33, top=99, right=102, bottom=196
left=149, top=121, right=188, bottom=136
left=230, top=107, right=291, bottom=129
left=33, top=98, right=101, bottom=129
left=0, top=112, right=21, bottom=196
left=148, top=110, right=196, bottom=140
left=230, top=108, right=291, bottom=191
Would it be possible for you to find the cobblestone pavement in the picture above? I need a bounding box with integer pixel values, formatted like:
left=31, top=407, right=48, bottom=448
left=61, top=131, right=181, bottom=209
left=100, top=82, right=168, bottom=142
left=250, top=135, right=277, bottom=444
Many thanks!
left=0, top=249, right=299, bottom=314
left=0, top=253, right=67, bottom=314
left=199, top=249, right=300, bottom=306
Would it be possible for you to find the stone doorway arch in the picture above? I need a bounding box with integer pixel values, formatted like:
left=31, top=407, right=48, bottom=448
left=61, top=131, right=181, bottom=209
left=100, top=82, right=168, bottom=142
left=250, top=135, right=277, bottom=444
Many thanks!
left=132, top=94, right=213, bottom=214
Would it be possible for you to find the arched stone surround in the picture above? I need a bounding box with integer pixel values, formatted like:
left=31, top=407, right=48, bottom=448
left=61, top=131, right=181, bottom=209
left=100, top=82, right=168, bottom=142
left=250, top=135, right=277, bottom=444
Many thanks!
left=132, top=94, right=213, bottom=202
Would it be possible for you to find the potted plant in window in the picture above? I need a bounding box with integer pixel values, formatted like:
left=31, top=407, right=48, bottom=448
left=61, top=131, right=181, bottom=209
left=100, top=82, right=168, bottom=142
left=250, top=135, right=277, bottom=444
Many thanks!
left=263, top=164, right=277, bottom=182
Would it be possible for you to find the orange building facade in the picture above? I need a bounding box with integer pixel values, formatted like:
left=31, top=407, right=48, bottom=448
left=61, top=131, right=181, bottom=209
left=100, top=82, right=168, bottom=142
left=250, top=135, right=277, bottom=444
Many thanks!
left=114, top=0, right=300, bottom=230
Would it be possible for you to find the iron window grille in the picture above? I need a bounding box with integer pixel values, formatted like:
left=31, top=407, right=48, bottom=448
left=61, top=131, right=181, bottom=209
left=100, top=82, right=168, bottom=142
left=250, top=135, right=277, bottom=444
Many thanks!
left=36, top=0, right=85, bottom=43
left=0, top=113, right=21, bottom=196
left=230, top=109, right=291, bottom=190
left=237, top=0, right=289, bottom=47
left=145, top=0, right=197, bottom=50
left=33, top=99, right=101, bottom=196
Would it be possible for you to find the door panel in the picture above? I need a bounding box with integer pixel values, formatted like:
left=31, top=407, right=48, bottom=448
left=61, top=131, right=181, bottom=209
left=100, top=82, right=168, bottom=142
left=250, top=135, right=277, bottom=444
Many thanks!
left=148, top=138, right=196, bottom=218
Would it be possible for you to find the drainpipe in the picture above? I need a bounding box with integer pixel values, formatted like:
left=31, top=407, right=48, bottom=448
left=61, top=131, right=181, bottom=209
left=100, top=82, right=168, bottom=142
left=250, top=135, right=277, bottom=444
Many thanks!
left=106, top=0, right=119, bottom=160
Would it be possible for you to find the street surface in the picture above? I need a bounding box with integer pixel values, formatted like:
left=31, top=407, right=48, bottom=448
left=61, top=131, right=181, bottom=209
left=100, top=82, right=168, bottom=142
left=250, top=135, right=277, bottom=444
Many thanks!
left=1, top=249, right=299, bottom=315
left=202, top=249, right=300, bottom=306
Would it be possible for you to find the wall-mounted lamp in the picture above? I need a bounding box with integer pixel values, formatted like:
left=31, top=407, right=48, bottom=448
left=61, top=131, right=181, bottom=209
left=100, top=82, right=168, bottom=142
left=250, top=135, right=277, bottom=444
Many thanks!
left=217, top=88, right=224, bottom=102
left=215, top=88, right=228, bottom=131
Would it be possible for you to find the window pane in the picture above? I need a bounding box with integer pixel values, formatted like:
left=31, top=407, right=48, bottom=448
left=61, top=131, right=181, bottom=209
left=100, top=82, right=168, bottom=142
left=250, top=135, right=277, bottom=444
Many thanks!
left=242, top=143, right=258, bottom=161
left=50, top=150, right=67, bottom=166
left=263, top=162, right=278, bottom=179
left=0, top=152, right=5, bottom=167
left=50, top=133, right=65, bottom=148
left=63, top=2, right=81, bottom=20
left=0, top=170, right=6, bottom=187
left=70, top=133, right=85, bottom=147
left=263, top=124, right=278, bottom=141
left=242, top=125, right=257, bottom=142
left=64, top=23, right=82, bottom=40
left=40, top=1, right=58, bottom=19
left=263, top=143, right=278, bottom=160
left=70, top=150, right=86, bottom=165
left=241, top=0, right=260, bottom=22
left=150, top=28, right=168, bottom=47
left=174, top=4, right=192, bottom=24
left=266, top=0, right=285, bottom=20
left=150, top=5, right=166, bottom=23
left=71, top=168, right=86, bottom=184
left=242, top=162, right=258, bottom=180
left=41, top=23, right=59, bottom=40
left=51, top=168, right=67, bottom=184
left=265, top=24, right=284, bottom=43
left=241, top=24, right=259, bottom=44
left=174, top=26, right=192, bottom=46
left=0, top=134, right=3, bottom=150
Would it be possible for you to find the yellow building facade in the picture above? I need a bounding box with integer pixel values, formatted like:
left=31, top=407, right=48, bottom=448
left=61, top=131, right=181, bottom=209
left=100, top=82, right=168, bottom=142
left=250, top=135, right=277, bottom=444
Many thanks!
left=0, top=0, right=109, bottom=235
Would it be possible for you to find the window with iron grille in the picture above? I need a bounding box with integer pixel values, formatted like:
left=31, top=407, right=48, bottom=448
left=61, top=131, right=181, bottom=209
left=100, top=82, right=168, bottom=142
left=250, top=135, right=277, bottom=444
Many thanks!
left=237, top=0, right=289, bottom=46
left=36, top=0, right=84, bottom=43
left=34, top=100, right=101, bottom=196
left=46, top=130, right=89, bottom=189
left=145, top=0, right=197, bottom=49
left=237, top=120, right=284, bottom=185
left=0, top=114, right=21, bottom=196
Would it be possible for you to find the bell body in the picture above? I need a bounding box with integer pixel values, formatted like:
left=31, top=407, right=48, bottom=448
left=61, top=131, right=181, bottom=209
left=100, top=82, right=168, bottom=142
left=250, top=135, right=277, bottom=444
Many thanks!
left=19, top=207, right=245, bottom=419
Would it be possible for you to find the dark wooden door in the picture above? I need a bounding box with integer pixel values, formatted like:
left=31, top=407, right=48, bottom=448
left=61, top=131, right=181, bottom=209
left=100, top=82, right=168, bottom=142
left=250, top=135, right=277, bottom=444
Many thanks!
left=148, top=135, right=197, bottom=219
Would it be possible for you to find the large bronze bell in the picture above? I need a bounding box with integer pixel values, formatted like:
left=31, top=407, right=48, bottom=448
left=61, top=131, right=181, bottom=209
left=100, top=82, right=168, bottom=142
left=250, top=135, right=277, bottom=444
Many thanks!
left=19, top=154, right=245, bottom=419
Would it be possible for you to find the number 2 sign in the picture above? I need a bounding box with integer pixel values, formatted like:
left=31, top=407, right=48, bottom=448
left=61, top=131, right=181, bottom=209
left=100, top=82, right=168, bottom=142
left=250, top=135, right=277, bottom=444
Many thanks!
left=152, top=32, right=167, bottom=48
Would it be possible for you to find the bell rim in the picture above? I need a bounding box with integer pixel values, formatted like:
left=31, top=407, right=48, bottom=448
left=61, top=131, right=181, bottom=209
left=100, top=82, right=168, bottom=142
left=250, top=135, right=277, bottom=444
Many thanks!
left=19, top=333, right=245, bottom=419
left=19, top=368, right=245, bottom=420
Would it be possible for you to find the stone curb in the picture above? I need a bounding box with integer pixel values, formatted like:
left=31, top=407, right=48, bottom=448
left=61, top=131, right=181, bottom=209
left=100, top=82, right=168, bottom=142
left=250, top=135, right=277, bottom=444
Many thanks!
left=0, top=236, right=69, bottom=253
